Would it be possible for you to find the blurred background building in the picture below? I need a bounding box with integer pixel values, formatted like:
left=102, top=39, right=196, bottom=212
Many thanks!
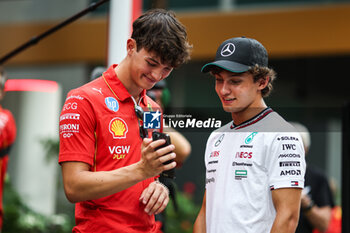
left=0, top=0, right=348, bottom=229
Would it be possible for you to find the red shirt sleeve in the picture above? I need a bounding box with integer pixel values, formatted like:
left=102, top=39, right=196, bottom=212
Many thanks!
left=0, top=109, right=16, bottom=150
left=58, top=92, right=96, bottom=167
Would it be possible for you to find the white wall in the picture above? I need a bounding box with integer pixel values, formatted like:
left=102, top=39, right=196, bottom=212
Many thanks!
left=3, top=64, right=88, bottom=215
left=4, top=86, right=61, bottom=215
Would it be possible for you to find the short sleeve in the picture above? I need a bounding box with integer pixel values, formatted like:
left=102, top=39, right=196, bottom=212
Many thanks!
left=266, top=132, right=306, bottom=190
left=0, top=110, right=16, bottom=150
left=58, top=92, right=96, bottom=166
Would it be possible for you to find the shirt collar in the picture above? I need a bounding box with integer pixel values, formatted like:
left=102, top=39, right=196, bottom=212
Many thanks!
left=103, top=64, right=147, bottom=105
left=230, top=107, right=273, bottom=130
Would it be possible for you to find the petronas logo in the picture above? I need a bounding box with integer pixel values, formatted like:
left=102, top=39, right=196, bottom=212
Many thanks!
left=245, top=132, right=258, bottom=144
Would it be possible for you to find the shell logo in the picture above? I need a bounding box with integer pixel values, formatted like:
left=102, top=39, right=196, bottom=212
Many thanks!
left=109, top=117, right=128, bottom=139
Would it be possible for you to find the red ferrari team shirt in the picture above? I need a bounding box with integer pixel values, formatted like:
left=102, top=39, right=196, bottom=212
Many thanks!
left=0, top=106, right=16, bottom=229
left=59, top=65, right=162, bottom=233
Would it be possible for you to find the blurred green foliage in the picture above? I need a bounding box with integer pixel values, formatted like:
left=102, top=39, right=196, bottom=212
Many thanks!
left=164, top=188, right=200, bottom=233
left=40, top=137, right=60, bottom=162
left=3, top=177, right=74, bottom=233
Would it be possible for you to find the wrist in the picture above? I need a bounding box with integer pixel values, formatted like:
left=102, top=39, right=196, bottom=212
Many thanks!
left=131, top=162, right=147, bottom=181
left=156, top=179, right=169, bottom=195
left=302, top=200, right=314, bottom=213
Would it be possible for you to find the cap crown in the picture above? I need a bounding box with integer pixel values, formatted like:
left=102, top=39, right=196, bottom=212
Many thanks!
left=216, top=37, right=268, bottom=67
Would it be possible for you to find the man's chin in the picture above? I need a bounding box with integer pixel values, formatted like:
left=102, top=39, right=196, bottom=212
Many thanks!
left=140, top=82, right=155, bottom=90
left=222, top=105, right=243, bottom=113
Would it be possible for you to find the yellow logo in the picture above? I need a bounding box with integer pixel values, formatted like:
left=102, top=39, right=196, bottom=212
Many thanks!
left=109, top=145, right=130, bottom=160
left=113, top=154, right=126, bottom=160
left=109, top=117, right=128, bottom=139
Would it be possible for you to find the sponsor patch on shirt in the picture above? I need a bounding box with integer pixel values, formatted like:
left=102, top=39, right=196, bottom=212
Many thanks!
left=214, top=134, right=225, bottom=147
left=60, top=113, right=80, bottom=121
left=245, top=132, right=258, bottom=144
left=63, top=102, right=78, bottom=111
left=235, top=169, right=248, bottom=180
left=291, top=181, right=299, bottom=187
left=105, top=97, right=119, bottom=112
left=108, top=145, right=130, bottom=160
left=109, top=117, right=128, bottom=139
left=60, top=123, right=80, bottom=134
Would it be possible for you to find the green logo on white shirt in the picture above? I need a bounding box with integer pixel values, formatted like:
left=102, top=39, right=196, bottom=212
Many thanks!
left=235, top=170, right=248, bottom=180
left=245, top=132, right=258, bottom=144
left=235, top=170, right=247, bottom=176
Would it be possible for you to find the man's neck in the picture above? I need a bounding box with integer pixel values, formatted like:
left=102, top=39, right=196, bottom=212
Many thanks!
left=114, top=62, right=143, bottom=101
left=231, top=100, right=267, bottom=125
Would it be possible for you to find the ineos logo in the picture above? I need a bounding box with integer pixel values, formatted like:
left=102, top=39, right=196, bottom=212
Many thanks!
left=221, top=43, right=235, bottom=57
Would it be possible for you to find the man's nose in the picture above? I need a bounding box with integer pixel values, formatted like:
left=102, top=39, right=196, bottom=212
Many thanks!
left=220, top=82, right=231, bottom=95
left=151, top=69, right=163, bottom=81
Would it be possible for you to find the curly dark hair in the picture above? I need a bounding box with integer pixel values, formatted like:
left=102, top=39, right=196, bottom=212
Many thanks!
left=131, top=9, right=192, bottom=68
left=248, top=65, right=276, bottom=97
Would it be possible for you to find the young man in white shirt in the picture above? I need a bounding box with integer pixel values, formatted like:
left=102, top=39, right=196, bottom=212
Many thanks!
left=194, top=37, right=306, bottom=233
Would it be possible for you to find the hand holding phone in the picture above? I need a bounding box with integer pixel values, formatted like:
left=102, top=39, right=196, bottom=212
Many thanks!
left=152, top=131, right=176, bottom=179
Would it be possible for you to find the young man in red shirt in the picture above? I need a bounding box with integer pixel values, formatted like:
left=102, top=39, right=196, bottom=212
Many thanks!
left=0, top=68, right=16, bottom=230
left=59, top=9, right=191, bottom=232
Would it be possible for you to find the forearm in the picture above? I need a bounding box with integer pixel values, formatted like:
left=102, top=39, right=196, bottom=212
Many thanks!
left=271, top=188, right=302, bottom=233
left=62, top=138, right=176, bottom=203
left=193, top=191, right=206, bottom=233
left=193, top=208, right=206, bottom=233
left=270, top=213, right=299, bottom=233
left=62, top=162, right=145, bottom=203
left=303, top=206, right=332, bottom=232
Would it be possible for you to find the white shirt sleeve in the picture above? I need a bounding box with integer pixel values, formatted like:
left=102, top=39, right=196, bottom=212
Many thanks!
left=266, top=132, right=306, bottom=190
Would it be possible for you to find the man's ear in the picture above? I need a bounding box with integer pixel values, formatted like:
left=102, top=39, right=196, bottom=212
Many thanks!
left=258, top=76, right=270, bottom=90
left=126, top=38, right=137, bottom=55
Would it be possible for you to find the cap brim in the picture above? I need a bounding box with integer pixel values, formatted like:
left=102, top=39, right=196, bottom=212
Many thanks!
left=201, top=60, right=249, bottom=73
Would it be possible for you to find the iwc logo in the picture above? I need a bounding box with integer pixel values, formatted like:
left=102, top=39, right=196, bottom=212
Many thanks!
left=221, top=43, right=235, bottom=57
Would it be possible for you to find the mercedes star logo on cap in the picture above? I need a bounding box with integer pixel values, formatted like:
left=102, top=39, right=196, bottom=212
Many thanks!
left=221, top=43, right=235, bottom=57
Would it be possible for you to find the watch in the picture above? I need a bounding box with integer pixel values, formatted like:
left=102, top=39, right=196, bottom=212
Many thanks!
left=303, top=200, right=315, bottom=212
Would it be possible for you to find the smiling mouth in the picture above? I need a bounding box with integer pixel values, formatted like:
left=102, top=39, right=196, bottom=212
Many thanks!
left=222, top=97, right=236, bottom=102
left=143, top=75, right=156, bottom=83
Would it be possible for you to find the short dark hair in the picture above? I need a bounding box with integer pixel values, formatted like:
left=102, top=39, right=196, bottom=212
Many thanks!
left=131, top=9, right=192, bottom=68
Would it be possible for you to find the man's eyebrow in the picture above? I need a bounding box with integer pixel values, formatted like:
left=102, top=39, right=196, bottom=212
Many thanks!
left=146, top=57, right=160, bottom=64
left=147, top=56, right=173, bottom=70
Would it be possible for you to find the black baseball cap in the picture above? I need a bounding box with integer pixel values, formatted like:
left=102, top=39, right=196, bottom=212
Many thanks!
left=201, top=37, right=268, bottom=73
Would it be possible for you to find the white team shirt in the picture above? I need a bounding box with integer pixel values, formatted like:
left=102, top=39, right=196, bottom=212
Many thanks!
left=205, top=108, right=306, bottom=233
